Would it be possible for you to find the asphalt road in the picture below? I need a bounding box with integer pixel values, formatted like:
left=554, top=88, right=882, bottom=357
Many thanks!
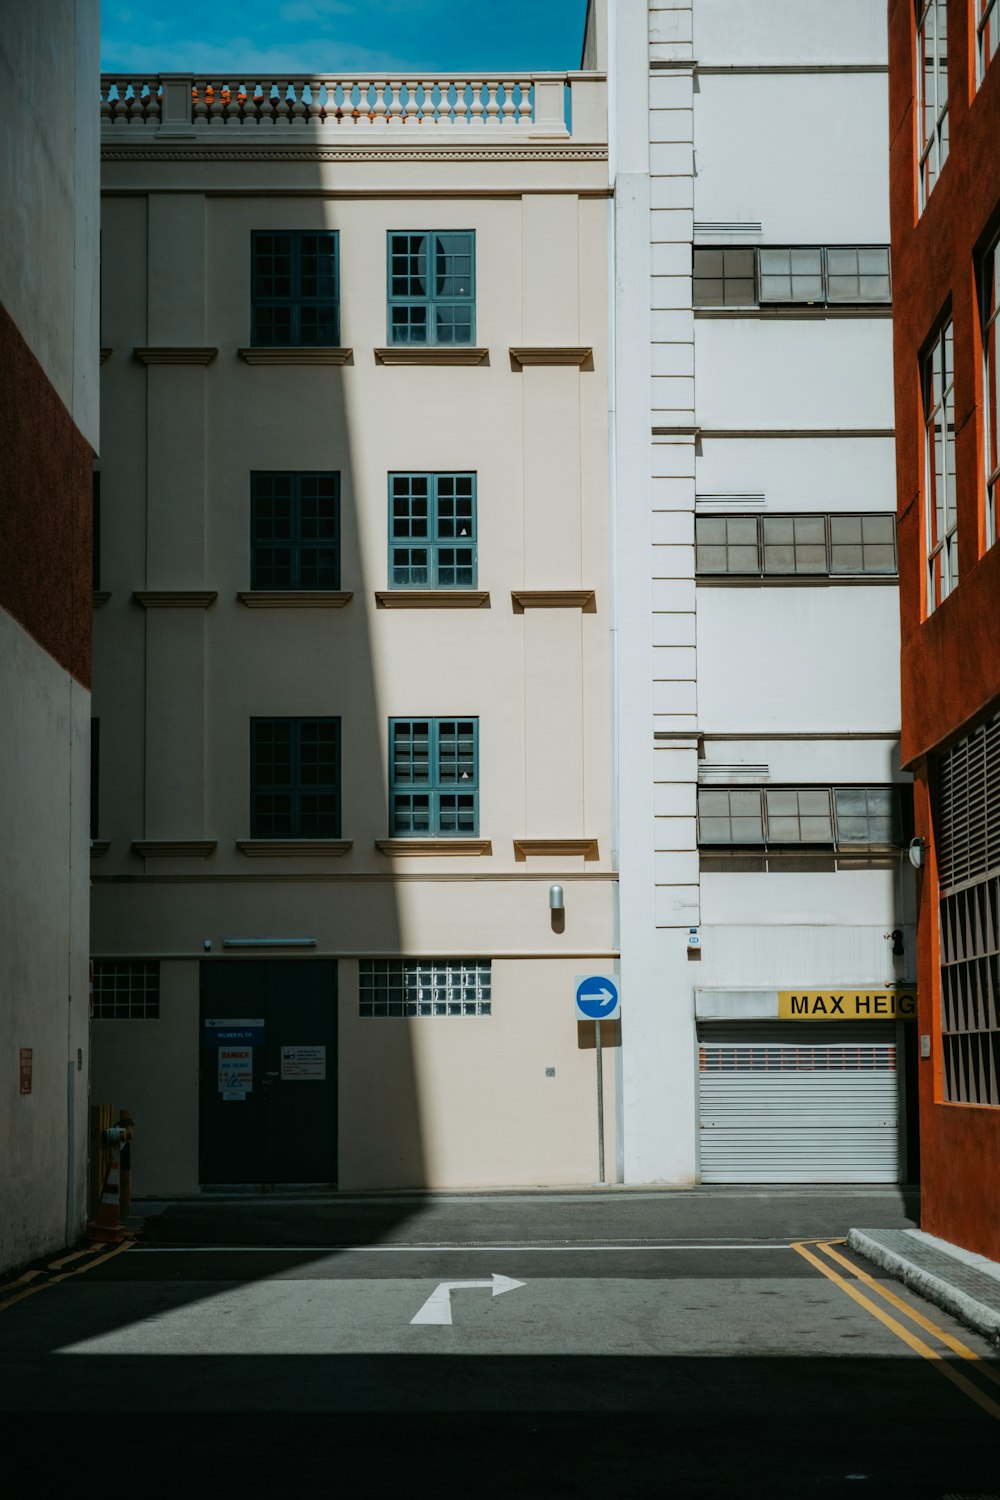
left=3, top=1188, right=999, bottom=1497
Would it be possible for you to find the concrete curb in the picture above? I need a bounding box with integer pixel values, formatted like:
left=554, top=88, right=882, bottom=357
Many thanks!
left=848, top=1228, right=1000, bottom=1346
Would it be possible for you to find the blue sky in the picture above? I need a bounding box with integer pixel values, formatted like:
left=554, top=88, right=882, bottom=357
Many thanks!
left=101, top=1, right=591, bottom=76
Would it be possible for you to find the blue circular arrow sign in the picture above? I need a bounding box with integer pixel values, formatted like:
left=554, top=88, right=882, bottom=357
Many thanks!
left=575, top=975, right=620, bottom=1020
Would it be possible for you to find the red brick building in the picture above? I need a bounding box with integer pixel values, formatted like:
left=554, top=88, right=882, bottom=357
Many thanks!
left=890, top=0, right=1000, bottom=1257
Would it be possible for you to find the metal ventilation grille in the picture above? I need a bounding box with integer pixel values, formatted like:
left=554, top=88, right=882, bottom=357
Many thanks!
left=936, top=711, right=1000, bottom=893
left=700, top=1045, right=896, bottom=1073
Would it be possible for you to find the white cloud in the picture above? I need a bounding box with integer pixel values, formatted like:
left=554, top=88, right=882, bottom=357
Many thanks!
left=101, top=35, right=411, bottom=76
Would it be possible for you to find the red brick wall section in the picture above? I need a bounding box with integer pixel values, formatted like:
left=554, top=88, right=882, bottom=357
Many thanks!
left=0, top=299, right=92, bottom=688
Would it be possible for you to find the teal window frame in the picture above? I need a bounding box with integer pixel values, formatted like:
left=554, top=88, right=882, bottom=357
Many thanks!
left=387, top=231, right=475, bottom=346
left=251, top=472, right=341, bottom=590
left=389, top=718, right=479, bottom=836
left=251, top=718, right=341, bottom=838
left=251, top=230, right=339, bottom=347
left=388, top=472, right=477, bottom=588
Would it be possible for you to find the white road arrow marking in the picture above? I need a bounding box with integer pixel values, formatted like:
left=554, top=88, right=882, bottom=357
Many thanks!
left=410, top=1273, right=526, bottom=1326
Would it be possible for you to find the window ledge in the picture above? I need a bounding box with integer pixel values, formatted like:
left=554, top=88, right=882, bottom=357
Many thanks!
left=509, top=346, right=593, bottom=368
left=238, top=347, right=353, bottom=366
left=92, top=590, right=111, bottom=608
left=100, top=348, right=112, bottom=365
left=236, top=840, right=353, bottom=857
left=375, top=839, right=492, bottom=857
left=374, top=347, right=489, bottom=366
left=513, top=838, right=599, bottom=860
left=132, top=840, right=217, bottom=858
left=511, top=589, right=596, bottom=612
left=694, top=306, right=892, bottom=320
left=90, top=840, right=111, bottom=858
left=132, top=591, right=218, bottom=609
left=238, top=591, right=353, bottom=608
left=375, top=590, right=490, bottom=609
left=696, top=576, right=898, bottom=588
left=133, top=347, right=219, bottom=365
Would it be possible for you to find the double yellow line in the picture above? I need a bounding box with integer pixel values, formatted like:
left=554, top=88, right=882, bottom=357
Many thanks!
left=0, top=1239, right=133, bottom=1315
left=791, top=1237, right=1000, bottom=1421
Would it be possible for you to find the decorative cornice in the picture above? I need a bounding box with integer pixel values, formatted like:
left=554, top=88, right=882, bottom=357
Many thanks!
left=89, top=840, right=111, bottom=858
left=513, top=838, right=599, bottom=861
left=509, top=346, right=593, bottom=368
left=236, top=840, right=353, bottom=857
left=375, top=590, right=490, bottom=609
left=132, top=840, right=217, bottom=858
left=238, top=346, right=353, bottom=365
left=374, top=346, right=489, bottom=366
left=133, top=347, right=218, bottom=365
left=102, top=145, right=608, bottom=165
left=511, top=589, right=596, bottom=612
left=237, top=591, right=353, bottom=608
left=133, top=591, right=218, bottom=608
left=92, top=590, right=111, bottom=609
left=375, top=839, right=493, bottom=857
left=100, top=348, right=112, bottom=364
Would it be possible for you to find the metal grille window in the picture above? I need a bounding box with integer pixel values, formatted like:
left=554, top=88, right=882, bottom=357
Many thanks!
left=251, top=231, right=339, bottom=346
left=251, top=718, right=341, bottom=838
left=759, top=247, right=824, bottom=303
left=92, top=961, right=160, bottom=1020
left=695, top=513, right=897, bottom=577
left=980, top=0, right=999, bottom=80
left=923, top=320, right=957, bottom=611
left=388, top=231, right=475, bottom=345
left=251, top=473, right=340, bottom=589
left=692, top=248, right=756, bottom=307
left=389, top=473, right=476, bottom=587
left=825, top=247, right=893, bottom=303
left=698, top=786, right=906, bottom=848
left=983, top=236, right=1000, bottom=548
left=935, top=711, right=1000, bottom=891
left=692, top=246, right=891, bottom=309
left=917, top=0, right=949, bottom=207
left=389, top=717, right=478, bottom=835
left=359, top=959, right=491, bottom=1017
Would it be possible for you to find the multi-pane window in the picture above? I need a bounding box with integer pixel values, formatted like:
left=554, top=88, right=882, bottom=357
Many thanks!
left=695, top=514, right=897, bottom=577
left=359, top=959, right=491, bottom=1017
left=697, top=786, right=905, bottom=848
left=692, top=246, right=891, bottom=308
left=923, top=320, right=957, bottom=611
left=251, top=231, right=339, bottom=346
left=983, top=236, right=1000, bottom=548
left=917, top=0, right=949, bottom=207
left=388, top=231, right=475, bottom=345
left=251, top=473, right=340, bottom=589
left=389, top=717, right=478, bottom=836
left=978, top=0, right=998, bottom=83
left=389, top=473, right=476, bottom=587
left=92, top=961, right=160, bottom=1020
left=251, top=718, right=341, bottom=838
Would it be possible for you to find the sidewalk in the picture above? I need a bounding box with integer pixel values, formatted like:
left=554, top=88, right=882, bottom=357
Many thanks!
left=849, top=1226, right=1000, bottom=1345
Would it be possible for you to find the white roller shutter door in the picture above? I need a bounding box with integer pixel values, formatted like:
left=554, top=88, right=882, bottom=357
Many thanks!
left=697, top=1022, right=900, bottom=1184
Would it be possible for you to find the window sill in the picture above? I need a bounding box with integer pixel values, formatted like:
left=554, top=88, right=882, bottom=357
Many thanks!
left=133, top=347, right=219, bottom=365
left=696, top=576, right=898, bottom=588
left=375, top=839, right=492, bottom=856
left=238, top=591, right=353, bottom=608
left=374, top=347, right=489, bottom=366
left=93, top=590, right=111, bottom=608
left=90, top=840, right=111, bottom=858
left=236, top=840, right=353, bottom=857
left=694, top=306, right=892, bottom=320
left=132, top=840, right=217, bottom=858
left=513, top=838, right=599, bottom=860
left=375, top=590, right=490, bottom=609
left=132, top=591, right=218, bottom=609
left=509, top=346, right=593, bottom=368
left=511, top=589, right=596, bottom=612
left=238, top=347, right=353, bottom=366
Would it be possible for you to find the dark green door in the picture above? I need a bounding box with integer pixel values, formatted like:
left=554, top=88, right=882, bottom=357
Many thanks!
left=199, top=961, right=338, bottom=1185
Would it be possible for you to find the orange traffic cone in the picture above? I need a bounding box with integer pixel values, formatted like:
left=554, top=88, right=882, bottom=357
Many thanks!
left=87, top=1150, right=124, bottom=1243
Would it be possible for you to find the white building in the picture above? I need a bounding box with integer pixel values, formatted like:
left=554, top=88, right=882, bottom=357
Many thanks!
left=589, top=0, right=916, bottom=1184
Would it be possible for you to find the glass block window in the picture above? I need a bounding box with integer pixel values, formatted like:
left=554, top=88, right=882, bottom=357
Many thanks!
left=983, top=236, right=1000, bottom=549
left=698, top=789, right=766, bottom=844
left=359, top=959, right=491, bottom=1017
left=917, top=0, right=949, bottom=207
left=388, top=231, right=475, bottom=345
left=389, top=717, right=478, bottom=836
left=251, top=231, right=339, bottom=347
left=251, top=473, right=340, bottom=589
left=979, top=0, right=999, bottom=81
left=765, top=788, right=834, bottom=843
left=92, top=960, right=160, bottom=1020
left=389, top=473, right=476, bottom=587
left=923, top=319, right=957, bottom=612
left=762, top=515, right=827, bottom=574
left=834, top=787, right=902, bottom=845
left=692, top=248, right=756, bottom=307
left=694, top=515, right=760, bottom=573
left=758, top=248, right=824, bottom=303
left=251, top=718, right=341, bottom=838
left=825, top=247, right=892, bottom=303
left=829, top=515, right=897, bottom=574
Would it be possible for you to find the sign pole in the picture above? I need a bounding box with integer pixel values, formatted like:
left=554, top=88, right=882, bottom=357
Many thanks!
left=595, top=1018, right=605, bottom=1185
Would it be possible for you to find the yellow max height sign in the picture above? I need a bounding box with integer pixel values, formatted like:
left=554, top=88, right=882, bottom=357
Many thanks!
left=778, top=991, right=917, bottom=1020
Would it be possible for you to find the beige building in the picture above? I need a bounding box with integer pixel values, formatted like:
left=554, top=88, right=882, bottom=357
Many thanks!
left=92, top=70, right=614, bottom=1192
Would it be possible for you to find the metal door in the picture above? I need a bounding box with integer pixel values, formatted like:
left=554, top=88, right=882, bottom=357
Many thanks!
left=199, top=960, right=338, bottom=1186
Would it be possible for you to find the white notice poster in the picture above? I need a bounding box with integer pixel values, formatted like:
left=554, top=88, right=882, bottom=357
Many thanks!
left=280, top=1045, right=326, bottom=1081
